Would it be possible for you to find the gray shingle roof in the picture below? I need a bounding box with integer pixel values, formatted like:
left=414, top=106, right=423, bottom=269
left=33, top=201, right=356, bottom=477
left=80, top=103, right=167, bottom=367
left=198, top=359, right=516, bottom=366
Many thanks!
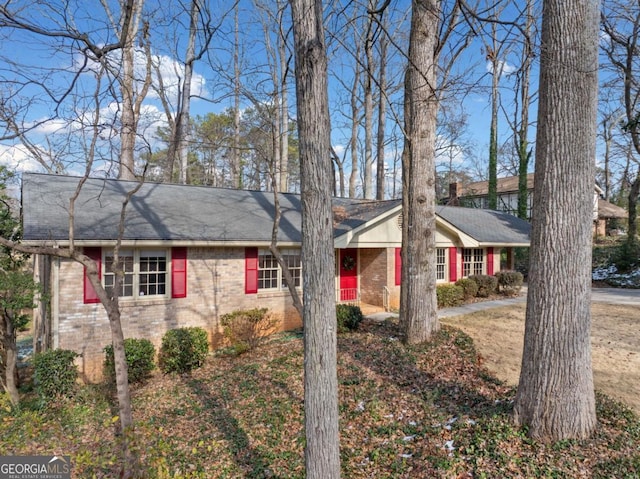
left=436, top=205, right=531, bottom=245
left=21, top=173, right=400, bottom=244
left=21, top=173, right=530, bottom=246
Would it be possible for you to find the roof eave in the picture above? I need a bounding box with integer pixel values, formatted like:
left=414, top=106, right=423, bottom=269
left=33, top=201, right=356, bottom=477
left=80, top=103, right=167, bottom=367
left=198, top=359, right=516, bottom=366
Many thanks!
left=21, top=239, right=302, bottom=248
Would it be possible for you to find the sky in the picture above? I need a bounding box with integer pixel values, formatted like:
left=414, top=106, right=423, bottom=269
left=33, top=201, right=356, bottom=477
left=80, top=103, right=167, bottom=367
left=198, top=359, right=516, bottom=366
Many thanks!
left=0, top=0, right=579, bottom=198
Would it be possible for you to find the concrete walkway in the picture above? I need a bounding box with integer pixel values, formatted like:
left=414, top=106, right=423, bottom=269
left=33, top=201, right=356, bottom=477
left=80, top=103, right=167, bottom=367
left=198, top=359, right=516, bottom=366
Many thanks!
left=366, top=286, right=639, bottom=322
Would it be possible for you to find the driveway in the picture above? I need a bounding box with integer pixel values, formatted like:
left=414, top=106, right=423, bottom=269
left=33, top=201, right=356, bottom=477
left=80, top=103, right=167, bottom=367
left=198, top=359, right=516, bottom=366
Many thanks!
left=366, top=286, right=640, bottom=321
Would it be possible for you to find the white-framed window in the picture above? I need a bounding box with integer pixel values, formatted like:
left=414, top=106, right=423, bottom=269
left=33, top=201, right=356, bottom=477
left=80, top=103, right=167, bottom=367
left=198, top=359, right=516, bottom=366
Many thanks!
left=258, top=248, right=301, bottom=291
left=104, top=249, right=168, bottom=299
left=462, top=248, right=484, bottom=277
left=436, top=248, right=447, bottom=282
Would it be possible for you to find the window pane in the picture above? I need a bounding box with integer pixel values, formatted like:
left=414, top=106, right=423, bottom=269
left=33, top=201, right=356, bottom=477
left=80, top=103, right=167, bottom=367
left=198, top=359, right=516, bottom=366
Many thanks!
left=104, top=251, right=134, bottom=298
left=436, top=248, right=446, bottom=281
left=258, top=250, right=279, bottom=290
left=462, top=248, right=484, bottom=278
left=139, top=251, right=167, bottom=296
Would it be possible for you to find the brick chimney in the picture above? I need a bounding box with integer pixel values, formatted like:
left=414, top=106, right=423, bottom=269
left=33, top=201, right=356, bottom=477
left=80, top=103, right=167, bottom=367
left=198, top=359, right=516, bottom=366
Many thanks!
left=448, top=182, right=461, bottom=205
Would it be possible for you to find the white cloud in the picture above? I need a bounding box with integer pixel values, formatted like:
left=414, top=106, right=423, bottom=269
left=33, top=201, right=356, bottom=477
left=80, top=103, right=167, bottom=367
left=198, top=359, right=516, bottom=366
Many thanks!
left=0, top=144, right=44, bottom=173
left=149, top=53, right=207, bottom=103
left=486, top=59, right=517, bottom=76
left=332, top=144, right=346, bottom=157
left=75, top=47, right=207, bottom=108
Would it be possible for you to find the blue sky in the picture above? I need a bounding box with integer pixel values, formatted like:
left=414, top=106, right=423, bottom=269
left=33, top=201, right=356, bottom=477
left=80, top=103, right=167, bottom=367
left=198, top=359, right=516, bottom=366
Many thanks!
left=0, top=0, right=542, bottom=194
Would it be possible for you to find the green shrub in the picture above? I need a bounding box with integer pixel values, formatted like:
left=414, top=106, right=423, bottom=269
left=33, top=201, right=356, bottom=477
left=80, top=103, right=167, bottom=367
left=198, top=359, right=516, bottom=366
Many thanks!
left=613, top=241, right=640, bottom=273
left=220, top=308, right=277, bottom=354
left=33, top=349, right=79, bottom=400
left=469, top=274, right=498, bottom=298
left=103, top=338, right=156, bottom=384
left=436, top=284, right=464, bottom=308
left=159, top=327, right=209, bottom=373
left=336, top=304, right=364, bottom=333
left=454, top=278, right=478, bottom=299
left=495, top=270, right=524, bottom=296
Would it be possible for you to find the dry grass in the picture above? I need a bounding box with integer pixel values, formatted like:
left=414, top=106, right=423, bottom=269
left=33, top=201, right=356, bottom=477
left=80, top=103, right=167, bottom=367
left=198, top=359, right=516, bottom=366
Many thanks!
left=442, top=302, right=640, bottom=413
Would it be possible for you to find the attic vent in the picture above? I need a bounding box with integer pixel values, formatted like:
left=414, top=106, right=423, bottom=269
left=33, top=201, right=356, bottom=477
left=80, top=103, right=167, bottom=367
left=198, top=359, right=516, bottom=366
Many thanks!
left=396, top=213, right=403, bottom=230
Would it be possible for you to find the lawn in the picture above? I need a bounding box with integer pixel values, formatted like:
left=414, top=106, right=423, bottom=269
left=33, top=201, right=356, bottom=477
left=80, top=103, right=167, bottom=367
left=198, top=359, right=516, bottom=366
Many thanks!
left=442, top=302, right=640, bottom=414
left=1, top=318, right=639, bottom=478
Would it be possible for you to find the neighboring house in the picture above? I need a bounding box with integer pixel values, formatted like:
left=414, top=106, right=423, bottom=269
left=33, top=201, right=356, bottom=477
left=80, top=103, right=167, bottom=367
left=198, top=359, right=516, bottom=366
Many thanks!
left=446, top=173, right=626, bottom=235
left=21, top=173, right=530, bottom=380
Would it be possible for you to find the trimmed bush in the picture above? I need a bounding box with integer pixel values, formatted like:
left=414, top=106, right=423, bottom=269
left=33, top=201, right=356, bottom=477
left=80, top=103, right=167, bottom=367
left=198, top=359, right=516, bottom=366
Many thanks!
left=159, top=327, right=209, bottom=373
left=469, top=274, right=498, bottom=298
left=436, top=284, right=464, bottom=308
left=103, top=338, right=156, bottom=384
left=455, top=278, right=479, bottom=299
left=496, top=270, right=524, bottom=296
left=220, top=308, right=277, bottom=354
left=33, top=349, right=79, bottom=400
left=336, top=304, right=364, bottom=333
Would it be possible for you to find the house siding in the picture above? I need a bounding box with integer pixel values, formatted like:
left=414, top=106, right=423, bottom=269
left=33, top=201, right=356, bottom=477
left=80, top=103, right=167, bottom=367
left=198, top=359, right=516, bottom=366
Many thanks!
left=54, top=247, right=302, bottom=382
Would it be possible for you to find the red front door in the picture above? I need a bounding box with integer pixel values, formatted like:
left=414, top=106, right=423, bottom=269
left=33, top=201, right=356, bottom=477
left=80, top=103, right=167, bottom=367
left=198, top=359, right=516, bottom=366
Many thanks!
left=339, top=249, right=358, bottom=301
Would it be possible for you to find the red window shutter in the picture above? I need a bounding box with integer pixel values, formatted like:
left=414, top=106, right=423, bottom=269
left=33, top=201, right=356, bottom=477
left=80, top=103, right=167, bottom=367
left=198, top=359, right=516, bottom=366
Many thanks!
left=449, top=247, right=458, bottom=282
left=245, top=247, right=259, bottom=294
left=487, top=247, right=494, bottom=276
left=395, top=248, right=402, bottom=286
left=172, top=247, right=188, bottom=298
left=83, top=247, right=102, bottom=304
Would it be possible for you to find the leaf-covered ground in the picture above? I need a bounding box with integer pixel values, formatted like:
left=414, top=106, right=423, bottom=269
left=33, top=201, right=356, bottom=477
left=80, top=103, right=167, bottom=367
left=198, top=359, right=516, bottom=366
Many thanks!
left=2, top=319, right=639, bottom=478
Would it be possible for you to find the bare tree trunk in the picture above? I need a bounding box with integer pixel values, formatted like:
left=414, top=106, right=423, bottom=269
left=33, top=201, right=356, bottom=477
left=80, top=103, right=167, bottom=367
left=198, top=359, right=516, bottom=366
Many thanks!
left=399, top=0, right=440, bottom=344
left=628, top=172, right=640, bottom=239
left=279, top=14, right=290, bottom=193
left=376, top=33, right=388, bottom=201
left=233, top=5, right=242, bottom=189
left=517, top=0, right=533, bottom=220
left=363, top=2, right=375, bottom=199
left=290, top=0, right=340, bottom=475
left=118, top=0, right=145, bottom=181
left=601, top=0, right=640, bottom=243
left=2, top=314, right=19, bottom=406
left=487, top=17, right=502, bottom=211
left=177, top=0, right=199, bottom=185
left=331, top=147, right=346, bottom=197
left=32, top=254, right=51, bottom=354
left=349, top=47, right=361, bottom=198
left=514, top=0, right=599, bottom=441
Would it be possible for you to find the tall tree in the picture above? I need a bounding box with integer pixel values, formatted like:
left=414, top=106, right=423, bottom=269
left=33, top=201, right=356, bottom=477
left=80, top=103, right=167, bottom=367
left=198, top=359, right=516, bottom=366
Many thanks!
left=118, top=0, right=150, bottom=181
left=376, top=28, right=388, bottom=201
left=400, top=0, right=441, bottom=344
left=0, top=2, right=159, bottom=474
left=515, top=0, right=535, bottom=220
left=153, top=0, right=216, bottom=184
left=601, top=0, right=640, bottom=243
left=514, top=0, right=599, bottom=441
left=486, top=14, right=505, bottom=210
left=0, top=168, right=38, bottom=406
left=363, top=0, right=376, bottom=199
left=290, top=0, right=340, bottom=477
